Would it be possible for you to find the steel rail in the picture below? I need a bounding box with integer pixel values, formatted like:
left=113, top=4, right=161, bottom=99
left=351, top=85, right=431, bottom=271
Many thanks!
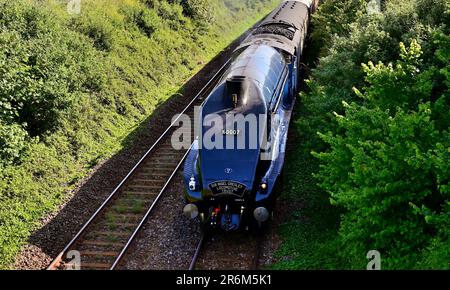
left=189, top=232, right=263, bottom=271
left=110, top=142, right=194, bottom=269
left=189, top=232, right=206, bottom=271
left=47, top=59, right=231, bottom=270
left=251, top=234, right=264, bottom=270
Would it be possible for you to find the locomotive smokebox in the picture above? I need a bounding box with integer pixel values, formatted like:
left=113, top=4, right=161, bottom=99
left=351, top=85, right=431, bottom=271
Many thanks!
left=226, top=76, right=249, bottom=107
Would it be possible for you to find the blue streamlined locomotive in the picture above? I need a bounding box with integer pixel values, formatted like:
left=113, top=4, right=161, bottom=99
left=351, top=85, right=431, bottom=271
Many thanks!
left=183, top=1, right=317, bottom=231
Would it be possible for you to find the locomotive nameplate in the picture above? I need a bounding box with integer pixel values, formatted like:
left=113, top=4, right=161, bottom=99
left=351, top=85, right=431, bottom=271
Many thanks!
left=209, top=181, right=246, bottom=197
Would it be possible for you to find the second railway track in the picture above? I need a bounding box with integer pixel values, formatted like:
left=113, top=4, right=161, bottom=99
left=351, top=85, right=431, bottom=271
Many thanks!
left=47, top=61, right=230, bottom=270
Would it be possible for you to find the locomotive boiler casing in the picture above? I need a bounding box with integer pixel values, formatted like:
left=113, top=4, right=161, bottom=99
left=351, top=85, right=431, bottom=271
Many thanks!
left=183, top=1, right=313, bottom=231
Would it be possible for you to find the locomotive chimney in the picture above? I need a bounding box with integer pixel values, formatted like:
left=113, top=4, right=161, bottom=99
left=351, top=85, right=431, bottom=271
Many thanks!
left=226, top=76, right=247, bottom=108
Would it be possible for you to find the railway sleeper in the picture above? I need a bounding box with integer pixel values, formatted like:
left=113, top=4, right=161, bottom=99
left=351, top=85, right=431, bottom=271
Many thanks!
left=79, top=262, right=111, bottom=270
left=86, top=230, right=133, bottom=239
left=135, top=172, right=173, bottom=178
left=126, top=183, right=163, bottom=190
left=110, top=204, right=149, bottom=215
left=129, top=179, right=166, bottom=186
left=139, top=167, right=175, bottom=173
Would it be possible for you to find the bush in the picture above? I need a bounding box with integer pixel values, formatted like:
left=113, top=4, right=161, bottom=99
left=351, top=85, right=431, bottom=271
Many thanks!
left=0, top=121, right=29, bottom=167
left=310, top=0, right=367, bottom=55
left=314, top=39, right=449, bottom=269
left=0, top=1, right=104, bottom=137
left=180, top=0, right=213, bottom=22
left=300, top=0, right=449, bottom=150
left=133, top=8, right=160, bottom=37
left=70, top=14, right=115, bottom=51
left=279, top=0, right=449, bottom=269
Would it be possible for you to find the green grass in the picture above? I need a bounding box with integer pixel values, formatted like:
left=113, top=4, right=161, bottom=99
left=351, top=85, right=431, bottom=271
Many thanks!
left=130, top=200, right=146, bottom=214
left=106, top=234, right=120, bottom=243
left=105, top=212, right=118, bottom=224
left=0, top=0, right=282, bottom=269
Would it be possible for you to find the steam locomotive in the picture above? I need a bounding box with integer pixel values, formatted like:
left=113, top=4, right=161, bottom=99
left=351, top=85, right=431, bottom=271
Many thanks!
left=183, top=0, right=317, bottom=231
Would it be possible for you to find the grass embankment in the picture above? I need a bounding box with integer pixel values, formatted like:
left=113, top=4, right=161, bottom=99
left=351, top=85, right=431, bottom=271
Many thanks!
left=0, top=0, right=281, bottom=269
left=273, top=0, right=449, bottom=270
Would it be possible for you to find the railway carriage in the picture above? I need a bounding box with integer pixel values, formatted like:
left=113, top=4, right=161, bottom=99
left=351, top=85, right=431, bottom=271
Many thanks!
left=183, top=0, right=317, bottom=231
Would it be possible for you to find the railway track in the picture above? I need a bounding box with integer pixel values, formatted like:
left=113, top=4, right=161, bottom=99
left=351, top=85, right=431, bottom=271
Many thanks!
left=189, top=232, right=264, bottom=270
left=47, top=60, right=230, bottom=271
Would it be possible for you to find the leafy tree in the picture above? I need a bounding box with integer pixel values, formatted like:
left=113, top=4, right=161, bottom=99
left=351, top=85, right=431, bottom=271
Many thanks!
left=311, top=0, right=367, bottom=55
left=314, top=40, right=449, bottom=268
left=300, top=0, right=449, bottom=150
left=279, top=0, right=449, bottom=270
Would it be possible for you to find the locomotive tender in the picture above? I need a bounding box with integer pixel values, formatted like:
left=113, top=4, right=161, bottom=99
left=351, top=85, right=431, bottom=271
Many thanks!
left=183, top=0, right=317, bottom=231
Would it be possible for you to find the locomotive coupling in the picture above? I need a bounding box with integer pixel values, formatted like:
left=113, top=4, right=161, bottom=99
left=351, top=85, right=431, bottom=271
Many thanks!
left=183, top=204, right=199, bottom=219
left=254, top=207, right=269, bottom=222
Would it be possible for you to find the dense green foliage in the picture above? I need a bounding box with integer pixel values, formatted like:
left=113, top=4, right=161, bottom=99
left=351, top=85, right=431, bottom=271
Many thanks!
left=0, top=0, right=280, bottom=268
left=276, top=0, right=449, bottom=269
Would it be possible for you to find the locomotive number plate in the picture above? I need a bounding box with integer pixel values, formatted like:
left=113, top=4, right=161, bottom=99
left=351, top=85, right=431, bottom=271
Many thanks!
left=209, top=181, right=246, bottom=197
left=222, top=129, right=241, bottom=135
